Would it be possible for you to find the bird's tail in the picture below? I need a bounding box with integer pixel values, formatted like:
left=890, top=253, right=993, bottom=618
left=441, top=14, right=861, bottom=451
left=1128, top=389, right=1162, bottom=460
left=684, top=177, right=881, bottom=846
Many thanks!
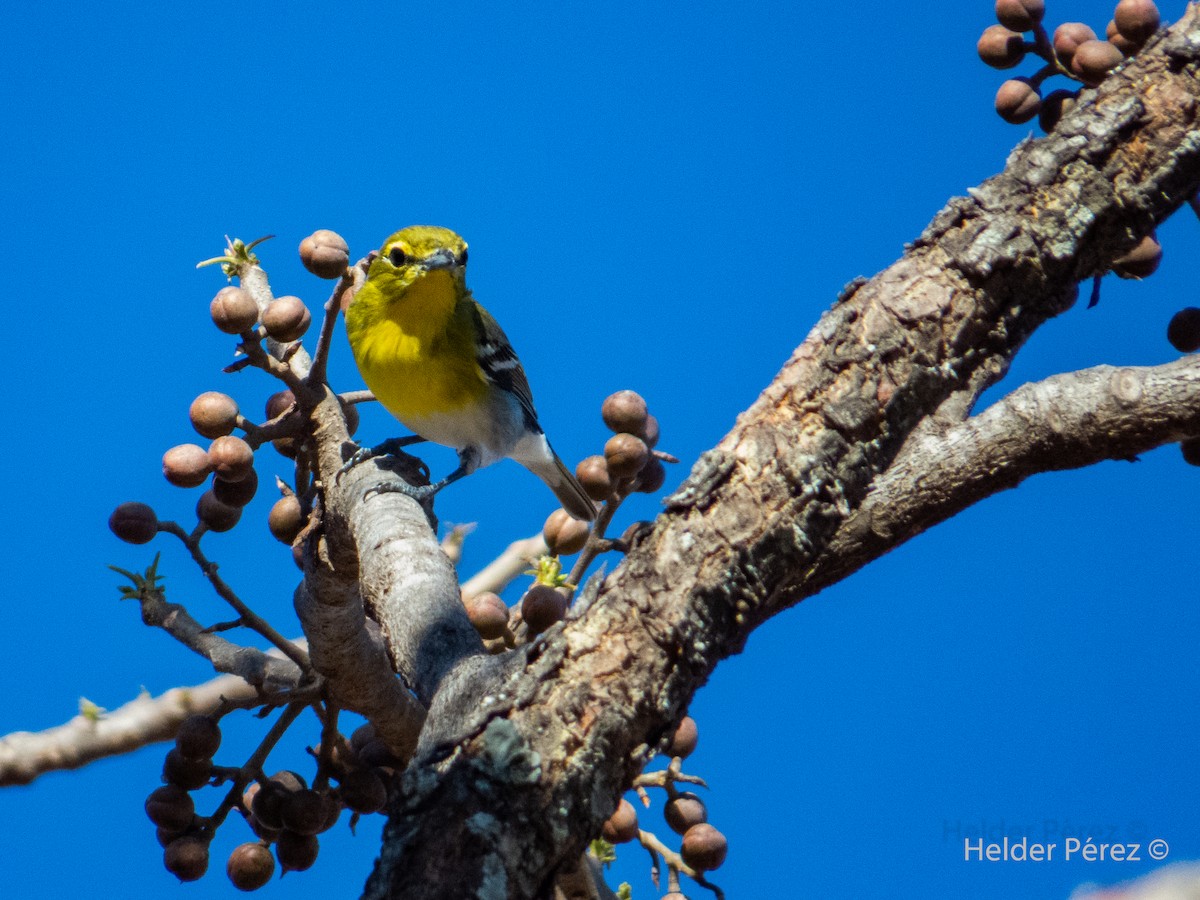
left=524, top=452, right=597, bottom=522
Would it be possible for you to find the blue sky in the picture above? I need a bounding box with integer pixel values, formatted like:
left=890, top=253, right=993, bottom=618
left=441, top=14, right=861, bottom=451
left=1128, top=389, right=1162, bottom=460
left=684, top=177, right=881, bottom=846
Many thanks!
left=1, top=2, right=1196, bottom=898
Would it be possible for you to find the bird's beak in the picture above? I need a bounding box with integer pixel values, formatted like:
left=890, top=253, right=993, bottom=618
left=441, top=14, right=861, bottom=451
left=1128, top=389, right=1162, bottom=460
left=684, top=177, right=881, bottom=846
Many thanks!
left=423, top=248, right=459, bottom=271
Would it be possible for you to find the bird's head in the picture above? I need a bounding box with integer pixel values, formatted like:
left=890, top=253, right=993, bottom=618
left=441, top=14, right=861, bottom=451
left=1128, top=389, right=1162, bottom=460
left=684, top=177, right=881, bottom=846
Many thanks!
left=369, top=225, right=469, bottom=291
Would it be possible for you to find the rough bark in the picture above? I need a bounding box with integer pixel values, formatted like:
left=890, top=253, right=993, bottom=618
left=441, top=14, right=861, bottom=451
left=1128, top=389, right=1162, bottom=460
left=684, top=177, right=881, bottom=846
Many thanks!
left=352, top=10, right=1200, bottom=898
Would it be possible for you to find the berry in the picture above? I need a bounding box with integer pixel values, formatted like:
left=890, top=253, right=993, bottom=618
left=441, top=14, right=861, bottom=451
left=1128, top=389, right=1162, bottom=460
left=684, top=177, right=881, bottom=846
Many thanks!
left=146, top=784, right=195, bottom=831
left=977, top=25, right=1026, bottom=69
left=633, top=457, right=666, bottom=494
left=1114, top=0, right=1160, bottom=44
left=164, top=835, right=210, bottom=882
left=543, top=508, right=590, bottom=555
left=249, top=784, right=285, bottom=831
left=521, top=584, right=567, bottom=634
left=464, top=591, right=510, bottom=640
left=208, top=435, right=255, bottom=482
left=265, top=390, right=296, bottom=420
left=268, top=495, right=305, bottom=544
left=189, top=391, right=240, bottom=439
left=162, top=443, right=212, bottom=488
left=281, top=788, right=329, bottom=836
left=642, top=414, right=660, bottom=449
left=226, top=842, right=275, bottom=891
left=176, top=714, right=222, bottom=760
left=340, top=769, right=388, bottom=814
left=995, top=0, right=1044, bottom=32
left=1167, top=308, right=1200, bottom=353
left=665, top=792, right=708, bottom=836
left=576, top=455, right=612, bottom=502
left=162, top=747, right=212, bottom=790
left=1112, top=234, right=1162, bottom=279
left=213, top=470, right=259, bottom=507
left=1072, top=40, right=1124, bottom=85
left=262, top=296, right=311, bottom=342
left=197, top=490, right=242, bottom=532
left=681, top=823, right=728, bottom=871
left=109, top=502, right=158, bottom=544
left=994, top=78, right=1040, bottom=124
left=1053, top=22, right=1098, bottom=66
left=601, top=390, right=649, bottom=436
left=299, top=229, right=350, bottom=280
left=349, top=723, right=376, bottom=753
left=210, top=286, right=259, bottom=334
left=668, top=716, right=699, bottom=759
left=600, top=798, right=639, bottom=844
left=604, top=433, right=650, bottom=480
left=276, top=831, right=319, bottom=872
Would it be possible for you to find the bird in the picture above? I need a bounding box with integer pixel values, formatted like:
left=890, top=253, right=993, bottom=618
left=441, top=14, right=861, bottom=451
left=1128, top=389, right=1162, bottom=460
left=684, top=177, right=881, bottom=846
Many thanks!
left=342, top=225, right=596, bottom=521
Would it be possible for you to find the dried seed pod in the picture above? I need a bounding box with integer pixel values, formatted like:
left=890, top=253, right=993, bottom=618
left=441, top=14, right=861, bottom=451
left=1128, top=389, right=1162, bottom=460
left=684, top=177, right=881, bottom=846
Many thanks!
left=213, top=470, right=259, bottom=508
left=146, top=785, right=195, bottom=832
left=197, top=490, right=242, bottom=532
left=681, top=823, right=728, bottom=871
left=600, top=798, right=639, bottom=844
left=1114, top=0, right=1160, bottom=44
left=210, top=286, right=258, bottom=334
left=1167, top=308, right=1200, bottom=353
left=542, top=508, right=590, bottom=555
left=268, top=495, right=305, bottom=544
left=665, top=791, right=708, bottom=836
left=1112, top=234, right=1162, bottom=279
left=994, top=0, right=1043, bottom=33
left=977, top=24, right=1026, bottom=69
left=189, top=391, right=240, bottom=439
left=265, top=390, right=296, bottom=421
left=262, top=296, right=311, bottom=342
left=601, top=390, right=649, bottom=435
left=604, top=433, right=649, bottom=480
left=226, top=841, right=275, bottom=891
left=163, top=443, right=213, bottom=488
left=464, top=591, right=510, bottom=640
left=281, top=789, right=327, bottom=836
left=339, top=769, right=388, bottom=814
left=164, top=835, right=210, bottom=882
left=1052, top=22, right=1098, bottom=66
left=668, top=715, right=699, bottom=759
left=109, top=502, right=158, bottom=544
left=521, top=584, right=567, bottom=634
left=633, top=456, right=666, bottom=494
left=299, top=229, right=350, bottom=279
left=1072, top=39, right=1124, bottom=84
left=994, top=78, right=1040, bottom=124
left=575, top=455, right=612, bottom=502
left=276, top=831, right=319, bottom=872
left=176, top=715, right=222, bottom=760
left=208, top=435, right=255, bottom=482
left=162, top=748, right=212, bottom=791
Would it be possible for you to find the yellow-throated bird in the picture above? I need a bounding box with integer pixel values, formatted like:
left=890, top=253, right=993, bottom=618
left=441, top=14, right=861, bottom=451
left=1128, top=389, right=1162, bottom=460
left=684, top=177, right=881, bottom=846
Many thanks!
left=343, top=225, right=596, bottom=521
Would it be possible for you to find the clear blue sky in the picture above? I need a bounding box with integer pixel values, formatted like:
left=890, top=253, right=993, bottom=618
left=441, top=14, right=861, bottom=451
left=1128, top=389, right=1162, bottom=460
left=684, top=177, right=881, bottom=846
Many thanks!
left=1, top=2, right=1195, bottom=898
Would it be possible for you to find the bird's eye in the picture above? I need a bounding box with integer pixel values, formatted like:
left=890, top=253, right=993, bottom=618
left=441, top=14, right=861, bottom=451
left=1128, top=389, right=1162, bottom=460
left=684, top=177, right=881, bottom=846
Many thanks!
left=388, top=246, right=408, bottom=266
left=456, top=247, right=468, bottom=267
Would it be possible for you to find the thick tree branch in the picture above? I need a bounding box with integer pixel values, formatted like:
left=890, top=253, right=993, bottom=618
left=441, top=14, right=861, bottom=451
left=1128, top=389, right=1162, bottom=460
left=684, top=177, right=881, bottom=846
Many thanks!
left=363, top=10, right=1200, bottom=898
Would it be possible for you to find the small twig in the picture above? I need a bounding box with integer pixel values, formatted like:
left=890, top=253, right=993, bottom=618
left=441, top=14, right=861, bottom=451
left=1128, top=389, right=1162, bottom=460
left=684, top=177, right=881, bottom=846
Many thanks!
left=201, top=618, right=243, bottom=634
left=338, top=390, right=376, bottom=406
left=308, top=268, right=360, bottom=386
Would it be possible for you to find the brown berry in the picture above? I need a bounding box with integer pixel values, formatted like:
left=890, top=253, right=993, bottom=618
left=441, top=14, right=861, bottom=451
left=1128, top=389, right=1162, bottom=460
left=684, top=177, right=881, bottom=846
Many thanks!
left=250, top=783, right=286, bottom=831
left=226, top=842, right=275, bottom=891
left=268, top=495, right=305, bottom=544
left=1112, top=234, right=1162, bottom=279
left=349, top=723, right=376, bottom=753
left=357, top=738, right=400, bottom=769
left=262, top=296, right=311, bottom=342
left=299, top=230, right=350, bottom=280
left=265, top=390, right=296, bottom=421
left=270, top=770, right=308, bottom=792
left=340, top=769, right=388, bottom=814
left=210, top=286, right=259, bottom=335
left=665, top=792, right=708, bottom=836
left=642, top=414, right=660, bottom=449
left=604, top=433, right=649, bottom=480
left=600, top=798, right=639, bottom=844
left=109, top=502, right=158, bottom=544
left=213, top=470, right=259, bottom=507
left=1038, top=89, right=1078, bottom=132
left=1167, top=308, right=1200, bottom=353
left=208, top=435, right=255, bottom=482
left=542, top=508, right=590, bottom=555
left=1072, top=39, right=1124, bottom=84
left=162, top=443, right=212, bottom=488
left=197, top=490, right=242, bottom=532
left=633, top=456, right=666, bottom=494
left=176, top=715, right=222, bottom=760
left=281, top=789, right=329, bottom=836
left=276, top=831, right=319, bottom=872
left=146, top=784, right=195, bottom=832
left=1181, top=438, right=1200, bottom=467
left=162, top=747, right=212, bottom=790
left=1114, top=0, right=1160, bottom=44
left=994, top=78, right=1040, bottom=124
left=601, top=390, right=649, bottom=436
left=668, top=716, right=699, bottom=759
left=164, top=835, right=210, bottom=882
left=977, top=24, right=1026, bottom=69
left=464, top=591, right=510, bottom=640
left=575, top=455, right=612, bottom=502
left=681, top=823, right=728, bottom=871
left=189, top=391, right=240, bottom=439
left=995, top=0, right=1043, bottom=32
left=521, top=584, right=567, bottom=634
left=1053, top=22, right=1098, bottom=66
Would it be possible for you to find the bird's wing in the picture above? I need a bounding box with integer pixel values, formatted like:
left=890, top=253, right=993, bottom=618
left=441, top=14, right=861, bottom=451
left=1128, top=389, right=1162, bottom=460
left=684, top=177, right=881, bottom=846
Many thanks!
left=469, top=298, right=542, bottom=433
